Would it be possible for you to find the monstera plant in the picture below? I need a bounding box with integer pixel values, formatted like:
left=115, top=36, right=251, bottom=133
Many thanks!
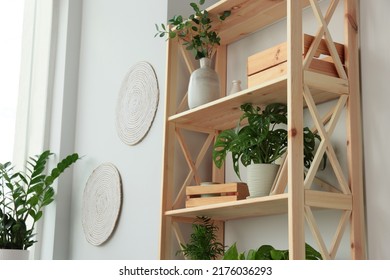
left=213, top=103, right=320, bottom=197
left=0, top=150, right=80, bottom=252
left=213, top=103, right=320, bottom=178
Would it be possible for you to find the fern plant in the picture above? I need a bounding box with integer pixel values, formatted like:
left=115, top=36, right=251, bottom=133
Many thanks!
left=0, top=150, right=80, bottom=250
left=177, top=216, right=224, bottom=260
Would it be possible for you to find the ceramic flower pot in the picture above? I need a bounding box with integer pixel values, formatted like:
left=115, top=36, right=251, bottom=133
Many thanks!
left=188, top=57, right=220, bottom=109
left=246, top=163, right=280, bottom=198
left=0, top=249, right=30, bottom=260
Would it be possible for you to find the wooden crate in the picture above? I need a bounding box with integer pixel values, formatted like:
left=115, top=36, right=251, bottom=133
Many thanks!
left=186, top=183, right=249, bottom=208
left=247, top=34, right=345, bottom=88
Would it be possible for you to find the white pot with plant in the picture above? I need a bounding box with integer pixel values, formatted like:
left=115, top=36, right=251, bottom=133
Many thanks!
left=0, top=151, right=80, bottom=259
left=155, top=0, right=231, bottom=109
left=213, top=103, right=320, bottom=198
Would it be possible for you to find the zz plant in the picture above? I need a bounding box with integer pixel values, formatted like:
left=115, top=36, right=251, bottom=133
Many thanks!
left=213, top=103, right=320, bottom=179
left=155, top=0, right=231, bottom=60
left=0, top=150, right=80, bottom=250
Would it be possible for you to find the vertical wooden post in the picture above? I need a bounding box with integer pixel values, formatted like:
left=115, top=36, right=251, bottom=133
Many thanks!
left=215, top=44, right=227, bottom=99
left=213, top=45, right=227, bottom=184
left=287, top=0, right=305, bottom=259
left=213, top=45, right=227, bottom=247
left=344, top=0, right=367, bottom=259
left=160, top=39, right=179, bottom=259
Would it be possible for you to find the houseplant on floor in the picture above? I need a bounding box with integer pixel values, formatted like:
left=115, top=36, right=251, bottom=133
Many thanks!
left=213, top=103, right=319, bottom=197
left=0, top=150, right=80, bottom=259
left=155, top=0, right=230, bottom=108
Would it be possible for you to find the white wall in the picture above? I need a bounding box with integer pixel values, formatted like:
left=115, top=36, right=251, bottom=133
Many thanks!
left=67, top=0, right=167, bottom=259
left=360, top=0, right=390, bottom=260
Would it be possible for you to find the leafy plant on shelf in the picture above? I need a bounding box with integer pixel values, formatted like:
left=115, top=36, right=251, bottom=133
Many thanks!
left=223, top=242, right=322, bottom=260
left=0, top=150, right=80, bottom=250
left=177, top=216, right=224, bottom=260
left=213, top=103, right=321, bottom=179
left=155, top=0, right=231, bottom=60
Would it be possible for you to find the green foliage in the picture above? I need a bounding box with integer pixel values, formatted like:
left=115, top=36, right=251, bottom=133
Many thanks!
left=155, top=0, right=231, bottom=60
left=213, top=103, right=320, bottom=179
left=223, top=242, right=322, bottom=260
left=177, top=216, right=224, bottom=260
left=0, top=151, right=80, bottom=250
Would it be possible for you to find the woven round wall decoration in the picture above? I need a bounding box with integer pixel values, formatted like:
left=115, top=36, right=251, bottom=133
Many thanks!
left=82, top=163, right=122, bottom=246
left=116, top=61, right=159, bottom=145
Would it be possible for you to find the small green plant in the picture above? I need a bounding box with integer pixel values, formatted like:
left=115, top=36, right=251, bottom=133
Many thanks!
left=177, top=216, right=224, bottom=260
left=223, top=242, right=322, bottom=260
left=0, top=150, right=80, bottom=250
left=213, top=103, right=320, bottom=179
left=155, top=0, right=231, bottom=60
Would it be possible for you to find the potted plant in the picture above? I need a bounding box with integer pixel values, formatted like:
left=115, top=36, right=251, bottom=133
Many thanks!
left=155, top=0, right=231, bottom=108
left=213, top=103, right=319, bottom=197
left=0, top=150, right=80, bottom=259
left=223, top=242, right=322, bottom=260
left=177, top=216, right=224, bottom=260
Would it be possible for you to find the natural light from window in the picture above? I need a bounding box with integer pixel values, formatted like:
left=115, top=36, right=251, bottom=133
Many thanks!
left=0, top=1, right=24, bottom=163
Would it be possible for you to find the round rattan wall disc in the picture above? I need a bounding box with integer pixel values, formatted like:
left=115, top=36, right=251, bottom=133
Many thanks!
left=82, top=163, right=122, bottom=246
left=116, top=61, right=159, bottom=145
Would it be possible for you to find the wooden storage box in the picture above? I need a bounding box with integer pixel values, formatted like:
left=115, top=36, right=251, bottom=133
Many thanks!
left=186, top=183, right=249, bottom=208
left=247, top=34, right=345, bottom=87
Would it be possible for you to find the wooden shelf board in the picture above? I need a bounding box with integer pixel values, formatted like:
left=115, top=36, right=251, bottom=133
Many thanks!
left=169, top=72, right=348, bottom=131
left=166, top=193, right=289, bottom=221
left=208, top=0, right=312, bottom=45
left=165, top=190, right=352, bottom=221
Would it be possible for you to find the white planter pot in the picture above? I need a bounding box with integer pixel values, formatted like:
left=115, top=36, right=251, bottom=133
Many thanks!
left=188, top=57, right=220, bottom=109
left=0, top=249, right=30, bottom=260
left=246, top=163, right=280, bottom=198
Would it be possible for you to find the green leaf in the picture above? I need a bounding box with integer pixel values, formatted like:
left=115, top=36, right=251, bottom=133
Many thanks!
left=255, top=245, right=274, bottom=260
left=305, top=243, right=323, bottom=260
left=27, top=196, right=39, bottom=207
left=30, top=174, right=45, bottom=185
left=246, top=249, right=256, bottom=260
left=27, top=182, right=44, bottom=195
left=169, top=30, right=176, bottom=39
left=223, top=243, right=239, bottom=260
left=219, top=10, right=231, bottom=21
left=34, top=211, right=43, bottom=222
left=213, top=129, right=238, bottom=169
left=270, top=249, right=286, bottom=260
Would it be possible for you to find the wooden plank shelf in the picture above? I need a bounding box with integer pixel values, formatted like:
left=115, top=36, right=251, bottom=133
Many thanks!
left=165, top=190, right=352, bottom=221
left=208, top=0, right=312, bottom=45
left=166, top=193, right=289, bottom=221
left=169, top=71, right=348, bottom=131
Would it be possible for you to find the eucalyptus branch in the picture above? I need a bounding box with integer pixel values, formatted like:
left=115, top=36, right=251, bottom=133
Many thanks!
left=155, top=0, right=230, bottom=60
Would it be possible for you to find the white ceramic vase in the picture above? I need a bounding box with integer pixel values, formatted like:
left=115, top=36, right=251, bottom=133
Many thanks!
left=188, top=57, right=220, bottom=109
left=0, top=249, right=30, bottom=260
left=246, top=163, right=280, bottom=198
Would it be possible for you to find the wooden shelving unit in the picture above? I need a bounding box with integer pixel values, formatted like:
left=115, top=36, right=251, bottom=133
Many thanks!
left=160, top=0, right=366, bottom=260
